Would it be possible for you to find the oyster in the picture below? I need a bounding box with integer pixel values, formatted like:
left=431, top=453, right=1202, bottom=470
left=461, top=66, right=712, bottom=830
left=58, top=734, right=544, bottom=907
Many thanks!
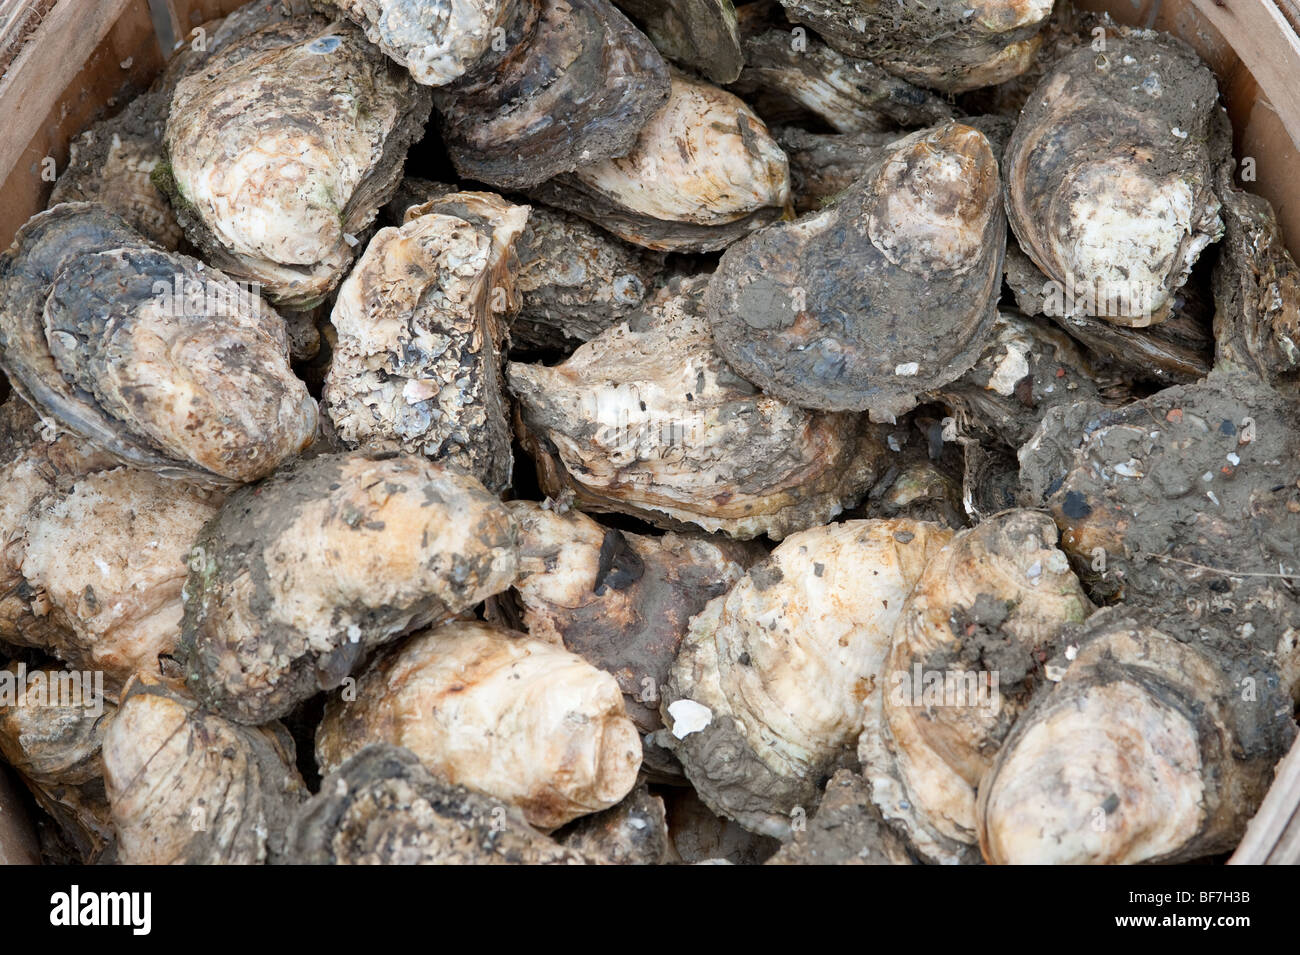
left=508, top=277, right=887, bottom=539
left=504, top=499, right=755, bottom=773
left=323, top=191, right=528, bottom=491
left=101, top=673, right=306, bottom=865
left=766, top=770, right=914, bottom=866
left=315, top=619, right=642, bottom=830
left=777, top=0, right=1055, bottom=93
left=0, top=665, right=117, bottom=864
left=158, top=13, right=433, bottom=307
left=179, top=451, right=519, bottom=724
left=859, top=510, right=1091, bottom=863
left=528, top=74, right=791, bottom=252
left=47, top=90, right=180, bottom=250
left=978, top=609, right=1296, bottom=864
left=734, top=30, right=956, bottom=134
left=0, top=204, right=317, bottom=485
left=614, top=0, right=742, bottom=83
left=1002, top=30, right=1227, bottom=327
left=661, top=518, right=953, bottom=837
left=287, top=744, right=586, bottom=864
left=706, top=122, right=1005, bottom=418
left=312, top=0, right=525, bottom=86
left=19, top=467, right=222, bottom=689
left=432, top=0, right=670, bottom=190
left=555, top=781, right=670, bottom=864
left=776, top=127, right=897, bottom=214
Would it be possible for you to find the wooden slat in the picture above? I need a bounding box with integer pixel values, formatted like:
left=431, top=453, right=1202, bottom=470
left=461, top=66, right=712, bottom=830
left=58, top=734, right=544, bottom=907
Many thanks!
left=1230, top=734, right=1300, bottom=864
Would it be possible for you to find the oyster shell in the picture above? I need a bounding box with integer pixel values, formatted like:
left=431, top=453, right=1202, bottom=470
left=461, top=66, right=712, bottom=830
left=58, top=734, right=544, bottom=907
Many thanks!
left=287, top=744, right=586, bottom=864
left=508, top=277, right=887, bottom=539
left=660, top=518, right=953, bottom=838
left=0, top=204, right=317, bottom=485
left=734, top=30, right=956, bottom=134
left=315, top=619, right=643, bottom=830
left=706, top=122, right=1005, bottom=418
left=776, top=127, right=897, bottom=214
left=504, top=499, right=754, bottom=774
left=158, top=13, right=432, bottom=307
left=312, top=0, right=525, bottom=85
left=978, top=609, right=1296, bottom=864
left=528, top=73, right=791, bottom=252
left=323, top=192, right=528, bottom=491
left=766, top=770, right=914, bottom=866
left=1003, top=29, right=1227, bottom=327
left=859, top=509, right=1091, bottom=863
left=555, top=781, right=670, bottom=864
left=777, top=0, right=1055, bottom=93
left=432, top=0, right=670, bottom=190
left=101, top=673, right=306, bottom=865
left=47, top=90, right=180, bottom=250
left=614, top=0, right=742, bottom=83
left=179, top=451, right=519, bottom=724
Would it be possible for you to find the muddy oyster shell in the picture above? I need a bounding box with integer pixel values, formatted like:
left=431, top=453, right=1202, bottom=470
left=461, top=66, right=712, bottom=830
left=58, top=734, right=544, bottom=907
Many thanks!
left=766, top=770, right=914, bottom=866
left=101, top=673, right=306, bottom=865
left=528, top=73, right=791, bottom=252
left=661, top=519, right=953, bottom=838
left=0, top=664, right=117, bottom=863
left=323, top=192, right=528, bottom=492
left=312, top=0, right=525, bottom=86
left=178, top=451, right=518, bottom=724
left=287, top=744, right=586, bottom=864
left=503, top=499, right=754, bottom=774
left=1003, top=30, right=1227, bottom=327
left=315, top=619, right=642, bottom=830
left=859, top=509, right=1091, bottom=864
left=978, top=609, right=1296, bottom=864
left=432, top=0, right=670, bottom=190
left=509, top=277, right=886, bottom=539
left=47, top=90, right=180, bottom=250
left=707, top=122, right=1005, bottom=418
left=555, top=781, right=670, bottom=863
left=735, top=30, right=956, bottom=134
left=158, top=13, right=432, bottom=307
left=778, top=0, right=1054, bottom=93
left=0, top=204, right=317, bottom=485
left=19, top=467, right=222, bottom=689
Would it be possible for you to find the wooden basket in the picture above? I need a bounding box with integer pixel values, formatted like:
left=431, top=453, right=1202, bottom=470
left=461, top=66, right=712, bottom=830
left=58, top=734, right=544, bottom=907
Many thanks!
left=0, top=0, right=1298, bottom=863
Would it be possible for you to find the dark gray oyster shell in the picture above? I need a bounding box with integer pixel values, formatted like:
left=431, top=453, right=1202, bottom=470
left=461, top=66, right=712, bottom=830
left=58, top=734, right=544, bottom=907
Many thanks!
left=158, top=13, right=433, bottom=307
left=706, top=122, right=1005, bottom=418
left=0, top=204, right=317, bottom=485
left=615, top=0, right=742, bottom=83
left=432, top=0, right=670, bottom=190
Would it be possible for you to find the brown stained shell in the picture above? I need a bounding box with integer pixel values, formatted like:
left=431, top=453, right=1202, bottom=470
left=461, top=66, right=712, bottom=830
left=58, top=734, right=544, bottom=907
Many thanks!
left=765, top=770, right=915, bottom=865
left=0, top=664, right=117, bottom=863
left=859, top=509, right=1091, bottom=864
left=615, top=0, right=742, bottom=83
left=660, top=784, right=780, bottom=863
left=660, top=519, right=953, bottom=838
left=19, top=467, right=222, bottom=689
left=1019, top=368, right=1300, bottom=686
left=555, top=781, right=670, bottom=864
left=1212, top=163, right=1300, bottom=392
left=158, top=14, right=432, bottom=307
left=312, top=0, right=526, bottom=86
left=178, top=451, right=519, bottom=725
left=315, top=619, right=642, bottom=831
left=527, top=73, right=791, bottom=253
left=0, top=398, right=117, bottom=650
left=47, top=90, right=181, bottom=250
left=386, top=178, right=665, bottom=352
left=432, top=0, right=670, bottom=191
left=1003, top=29, right=1227, bottom=328
left=101, top=673, right=306, bottom=865
left=778, top=0, right=1054, bottom=94
left=286, top=744, right=586, bottom=864
left=508, top=277, right=886, bottom=540
left=977, top=609, right=1296, bottom=864
left=1004, top=239, right=1214, bottom=386
left=0, top=204, right=318, bottom=486
left=504, top=499, right=755, bottom=772
left=323, top=192, right=528, bottom=492
left=733, top=30, right=957, bottom=134
left=706, top=122, right=1005, bottom=418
